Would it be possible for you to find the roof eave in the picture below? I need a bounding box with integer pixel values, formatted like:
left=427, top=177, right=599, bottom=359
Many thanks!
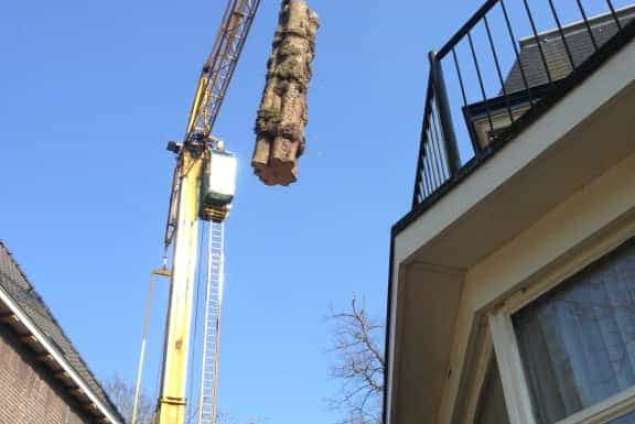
left=0, top=283, right=123, bottom=424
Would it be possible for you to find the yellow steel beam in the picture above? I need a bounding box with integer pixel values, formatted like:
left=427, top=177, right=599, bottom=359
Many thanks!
left=156, top=146, right=204, bottom=424
left=186, top=75, right=209, bottom=137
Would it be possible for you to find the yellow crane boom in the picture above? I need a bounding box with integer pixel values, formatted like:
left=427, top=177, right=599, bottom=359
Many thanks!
left=155, top=1, right=261, bottom=423
left=187, top=0, right=262, bottom=139
left=156, top=148, right=204, bottom=424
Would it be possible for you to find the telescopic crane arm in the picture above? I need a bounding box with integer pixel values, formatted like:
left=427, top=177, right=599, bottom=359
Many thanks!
left=155, top=1, right=261, bottom=423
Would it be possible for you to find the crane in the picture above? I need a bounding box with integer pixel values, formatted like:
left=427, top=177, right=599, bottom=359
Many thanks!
left=140, top=1, right=318, bottom=422
left=154, top=1, right=261, bottom=423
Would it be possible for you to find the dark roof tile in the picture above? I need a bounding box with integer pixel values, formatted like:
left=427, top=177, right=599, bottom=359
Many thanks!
left=503, top=6, right=635, bottom=94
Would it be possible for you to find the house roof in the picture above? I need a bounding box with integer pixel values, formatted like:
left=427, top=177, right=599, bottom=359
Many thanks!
left=503, top=5, right=635, bottom=94
left=0, top=241, right=124, bottom=423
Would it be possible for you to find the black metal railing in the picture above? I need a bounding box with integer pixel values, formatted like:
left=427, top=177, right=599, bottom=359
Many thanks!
left=412, top=0, right=635, bottom=208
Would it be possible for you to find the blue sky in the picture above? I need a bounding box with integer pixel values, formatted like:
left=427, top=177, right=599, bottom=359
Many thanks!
left=2, top=0, right=625, bottom=422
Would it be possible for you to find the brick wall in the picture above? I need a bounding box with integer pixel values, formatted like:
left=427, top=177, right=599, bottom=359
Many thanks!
left=0, top=325, right=93, bottom=424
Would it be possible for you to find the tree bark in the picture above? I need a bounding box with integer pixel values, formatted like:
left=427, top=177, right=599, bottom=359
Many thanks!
left=252, top=0, right=319, bottom=186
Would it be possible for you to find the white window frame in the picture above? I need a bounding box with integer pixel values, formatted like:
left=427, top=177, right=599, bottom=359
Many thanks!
left=488, top=232, right=635, bottom=424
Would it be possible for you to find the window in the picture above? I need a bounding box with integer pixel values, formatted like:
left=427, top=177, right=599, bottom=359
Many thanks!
left=501, top=240, right=635, bottom=423
left=475, top=355, right=510, bottom=424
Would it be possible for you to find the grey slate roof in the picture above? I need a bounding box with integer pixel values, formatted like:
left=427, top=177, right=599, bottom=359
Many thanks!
left=503, top=5, right=635, bottom=94
left=0, top=241, right=123, bottom=422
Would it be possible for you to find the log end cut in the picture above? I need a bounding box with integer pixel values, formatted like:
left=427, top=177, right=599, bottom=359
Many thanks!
left=252, top=0, right=319, bottom=186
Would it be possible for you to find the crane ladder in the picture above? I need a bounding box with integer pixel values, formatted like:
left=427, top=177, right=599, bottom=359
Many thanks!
left=197, top=221, right=226, bottom=424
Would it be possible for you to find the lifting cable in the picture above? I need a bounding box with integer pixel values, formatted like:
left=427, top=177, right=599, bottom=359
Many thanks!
left=132, top=256, right=170, bottom=424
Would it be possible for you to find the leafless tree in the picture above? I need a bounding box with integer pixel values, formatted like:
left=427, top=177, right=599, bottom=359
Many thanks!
left=217, top=412, right=268, bottom=424
left=328, top=294, right=385, bottom=424
left=104, top=374, right=155, bottom=424
left=104, top=375, right=265, bottom=424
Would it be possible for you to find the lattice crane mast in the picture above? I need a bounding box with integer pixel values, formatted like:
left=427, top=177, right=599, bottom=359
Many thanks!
left=155, top=1, right=261, bottom=423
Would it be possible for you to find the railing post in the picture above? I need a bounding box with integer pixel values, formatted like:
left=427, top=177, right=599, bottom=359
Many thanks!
left=411, top=76, right=435, bottom=208
left=429, top=51, right=461, bottom=175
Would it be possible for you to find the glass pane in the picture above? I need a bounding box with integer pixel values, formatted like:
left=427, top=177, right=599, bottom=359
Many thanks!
left=475, top=356, right=510, bottom=424
left=513, top=241, right=635, bottom=424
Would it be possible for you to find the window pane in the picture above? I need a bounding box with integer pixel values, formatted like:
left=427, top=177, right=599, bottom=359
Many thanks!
left=513, top=241, right=635, bottom=424
left=475, top=356, right=510, bottom=424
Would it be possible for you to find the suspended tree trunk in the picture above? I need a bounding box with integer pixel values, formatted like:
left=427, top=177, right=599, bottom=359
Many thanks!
left=252, top=0, right=319, bottom=186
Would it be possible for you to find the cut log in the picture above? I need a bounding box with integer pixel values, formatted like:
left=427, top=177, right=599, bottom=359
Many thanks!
left=252, top=0, right=319, bottom=186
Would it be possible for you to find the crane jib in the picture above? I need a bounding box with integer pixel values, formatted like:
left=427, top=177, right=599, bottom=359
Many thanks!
left=186, top=0, right=262, bottom=141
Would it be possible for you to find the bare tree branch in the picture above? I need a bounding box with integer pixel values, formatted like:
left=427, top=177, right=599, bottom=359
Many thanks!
left=327, top=294, right=385, bottom=424
left=104, top=375, right=267, bottom=424
left=104, top=374, right=154, bottom=424
left=217, top=411, right=268, bottom=424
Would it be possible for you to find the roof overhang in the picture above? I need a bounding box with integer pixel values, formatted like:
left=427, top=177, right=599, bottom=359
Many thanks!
left=0, top=284, right=122, bottom=424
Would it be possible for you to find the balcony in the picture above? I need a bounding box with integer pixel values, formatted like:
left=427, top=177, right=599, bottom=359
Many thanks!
left=409, top=0, right=635, bottom=213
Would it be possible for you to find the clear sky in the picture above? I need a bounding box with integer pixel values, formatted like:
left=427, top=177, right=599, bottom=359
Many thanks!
left=2, top=0, right=624, bottom=422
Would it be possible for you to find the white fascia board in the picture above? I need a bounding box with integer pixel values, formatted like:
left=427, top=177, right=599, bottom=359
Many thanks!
left=385, top=254, right=401, bottom=424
